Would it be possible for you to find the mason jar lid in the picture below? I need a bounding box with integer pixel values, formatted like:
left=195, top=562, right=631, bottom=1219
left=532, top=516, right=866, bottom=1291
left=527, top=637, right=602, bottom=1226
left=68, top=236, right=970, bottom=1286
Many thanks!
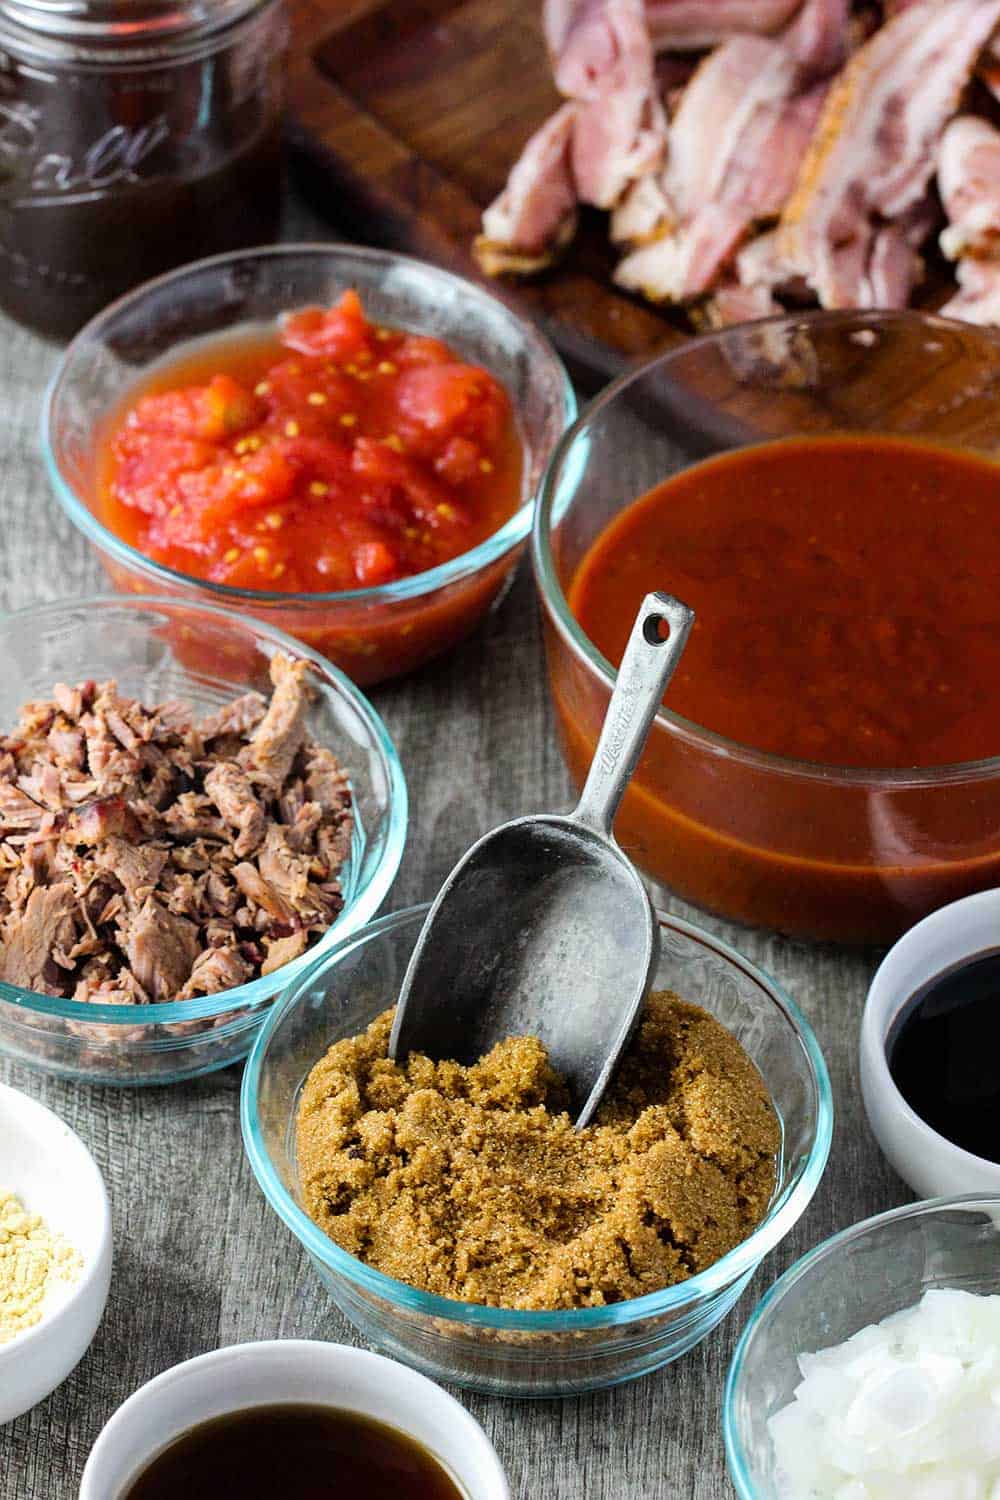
left=0, top=0, right=277, bottom=62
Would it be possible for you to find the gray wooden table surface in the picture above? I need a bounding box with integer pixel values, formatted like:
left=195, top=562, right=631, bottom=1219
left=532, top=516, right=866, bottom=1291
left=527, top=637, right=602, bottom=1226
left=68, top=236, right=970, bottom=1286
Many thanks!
left=0, top=199, right=909, bottom=1500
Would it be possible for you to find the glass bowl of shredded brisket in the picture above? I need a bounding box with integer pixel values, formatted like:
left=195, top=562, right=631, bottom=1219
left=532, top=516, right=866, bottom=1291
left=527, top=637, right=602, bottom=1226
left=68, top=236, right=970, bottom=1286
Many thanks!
left=0, top=596, right=407, bottom=1086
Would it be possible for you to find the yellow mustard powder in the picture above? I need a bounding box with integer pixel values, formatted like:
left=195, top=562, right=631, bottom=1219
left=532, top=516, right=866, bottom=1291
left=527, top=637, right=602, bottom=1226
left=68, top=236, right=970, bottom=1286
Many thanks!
left=0, top=1188, right=84, bottom=1343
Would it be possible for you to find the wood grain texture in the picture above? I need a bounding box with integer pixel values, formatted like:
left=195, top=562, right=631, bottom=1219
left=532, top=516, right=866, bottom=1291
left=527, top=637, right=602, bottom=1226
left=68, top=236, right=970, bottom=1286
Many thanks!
left=286, top=0, right=689, bottom=389
left=0, top=197, right=911, bottom=1500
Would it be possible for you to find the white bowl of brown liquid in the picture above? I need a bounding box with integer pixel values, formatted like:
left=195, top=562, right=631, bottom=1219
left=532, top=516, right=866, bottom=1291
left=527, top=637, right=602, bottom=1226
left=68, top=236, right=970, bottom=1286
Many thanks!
left=79, top=1341, right=509, bottom=1500
left=861, top=888, right=1000, bottom=1199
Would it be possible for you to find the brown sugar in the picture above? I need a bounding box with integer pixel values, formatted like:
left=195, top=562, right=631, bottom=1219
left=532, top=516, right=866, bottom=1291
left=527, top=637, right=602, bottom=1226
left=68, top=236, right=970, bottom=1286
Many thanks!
left=295, top=992, right=781, bottom=1311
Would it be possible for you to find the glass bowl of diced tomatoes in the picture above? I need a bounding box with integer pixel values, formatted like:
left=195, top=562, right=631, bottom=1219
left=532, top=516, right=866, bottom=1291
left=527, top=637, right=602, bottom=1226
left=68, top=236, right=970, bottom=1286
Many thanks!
left=43, top=245, right=575, bottom=686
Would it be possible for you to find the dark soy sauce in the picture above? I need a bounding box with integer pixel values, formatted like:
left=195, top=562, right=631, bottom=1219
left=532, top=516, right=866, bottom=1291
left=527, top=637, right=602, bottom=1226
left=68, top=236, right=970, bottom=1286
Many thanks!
left=887, top=949, right=1000, bottom=1162
left=123, top=1404, right=465, bottom=1500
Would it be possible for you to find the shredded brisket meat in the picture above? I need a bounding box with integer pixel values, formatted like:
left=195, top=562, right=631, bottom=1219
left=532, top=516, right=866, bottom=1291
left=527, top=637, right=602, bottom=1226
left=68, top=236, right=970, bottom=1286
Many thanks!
left=0, top=654, right=353, bottom=1005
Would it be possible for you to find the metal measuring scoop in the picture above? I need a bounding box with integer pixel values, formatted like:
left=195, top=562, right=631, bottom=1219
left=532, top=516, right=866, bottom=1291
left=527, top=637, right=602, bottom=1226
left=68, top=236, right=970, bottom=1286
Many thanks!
left=389, top=591, right=695, bottom=1127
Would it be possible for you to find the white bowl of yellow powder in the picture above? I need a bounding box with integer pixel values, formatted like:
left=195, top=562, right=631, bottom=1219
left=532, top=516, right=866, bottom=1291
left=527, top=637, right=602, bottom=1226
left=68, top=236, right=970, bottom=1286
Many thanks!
left=0, top=1081, right=112, bottom=1424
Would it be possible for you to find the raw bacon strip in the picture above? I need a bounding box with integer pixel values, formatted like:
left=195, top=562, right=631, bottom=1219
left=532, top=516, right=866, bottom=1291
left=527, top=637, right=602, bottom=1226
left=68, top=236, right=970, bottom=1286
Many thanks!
left=610, top=172, right=676, bottom=247
left=938, top=115, right=1000, bottom=262
left=782, top=0, right=850, bottom=77
left=728, top=174, right=931, bottom=321
left=940, top=259, right=1000, bottom=325
left=609, top=0, right=846, bottom=253
left=570, top=0, right=668, bottom=208
left=865, top=219, right=925, bottom=308
left=701, top=227, right=810, bottom=324
left=542, top=0, right=669, bottom=210
left=478, top=0, right=666, bottom=271
left=981, top=38, right=1000, bottom=103
left=475, top=105, right=579, bottom=274
left=778, top=0, right=1000, bottom=309
left=546, top=0, right=815, bottom=82
left=545, top=0, right=629, bottom=93
left=733, top=227, right=809, bottom=299
left=644, top=0, right=804, bottom=51
left=614, top=36, right=828, bottom=302
left=701, top=279, right=782, bottom=326
left=937, top=114, right=1000, bottom=326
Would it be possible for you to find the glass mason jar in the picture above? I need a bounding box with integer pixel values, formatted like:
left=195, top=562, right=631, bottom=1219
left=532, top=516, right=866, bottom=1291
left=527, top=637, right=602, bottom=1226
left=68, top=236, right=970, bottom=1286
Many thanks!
left=0, top=0, right=287, bottom=339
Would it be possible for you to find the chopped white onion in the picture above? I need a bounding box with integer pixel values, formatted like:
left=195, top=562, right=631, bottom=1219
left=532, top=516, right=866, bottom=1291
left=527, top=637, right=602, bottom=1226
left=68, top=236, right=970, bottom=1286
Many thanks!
left=769, top=1290, right=1000, bottom=1498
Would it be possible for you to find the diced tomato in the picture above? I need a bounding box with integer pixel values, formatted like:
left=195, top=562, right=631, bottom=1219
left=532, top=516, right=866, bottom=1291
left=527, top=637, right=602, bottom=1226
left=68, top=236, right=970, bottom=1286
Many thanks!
left=394, top=335, right=451, bottom=368
left=314, top=549, right=357, bottom=589
left=211, top=543, right=291, bottom=590
left=389, top=364, right=508, bottom=458
left=281, top=291, right=372, bottom=361
left=98, top=290, right=521, bottom=600
left=201, top=375, right=263, bottom=439
left=393, top=364, right=484, bottom=435
left=351, top=436, right=459, bottom=526
left=353, top=539, right=399, bottom=586
left=263, top=360, right=360, bottom=435
left=435, top=436, right=481, bottom=485
left=182, top=445, right=297, bottom=528
left=112, top=430, right=216, bottom=517
left=130, top=374, right=262, bottom=443
left=274, top=434, right=354, bottom=490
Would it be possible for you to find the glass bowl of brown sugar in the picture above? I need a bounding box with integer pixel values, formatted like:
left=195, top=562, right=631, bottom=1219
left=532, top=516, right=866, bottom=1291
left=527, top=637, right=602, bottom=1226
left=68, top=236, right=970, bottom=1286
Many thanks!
left=241, top=904, right=832, bottom=1398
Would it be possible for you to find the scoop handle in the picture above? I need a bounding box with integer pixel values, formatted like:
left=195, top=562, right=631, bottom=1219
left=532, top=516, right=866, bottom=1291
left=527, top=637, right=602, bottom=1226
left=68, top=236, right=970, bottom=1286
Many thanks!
left=571, top=591, right=695, bottom=839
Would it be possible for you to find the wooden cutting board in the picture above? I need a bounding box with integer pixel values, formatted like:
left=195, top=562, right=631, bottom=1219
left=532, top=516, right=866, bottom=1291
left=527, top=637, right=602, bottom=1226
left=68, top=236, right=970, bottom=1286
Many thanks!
left=286, top=0, right=691, bottom=387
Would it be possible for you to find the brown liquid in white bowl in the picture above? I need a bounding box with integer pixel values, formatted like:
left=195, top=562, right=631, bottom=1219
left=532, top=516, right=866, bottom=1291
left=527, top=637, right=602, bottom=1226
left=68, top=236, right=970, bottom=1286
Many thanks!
left=123, top=1404, right=464, bottom=1499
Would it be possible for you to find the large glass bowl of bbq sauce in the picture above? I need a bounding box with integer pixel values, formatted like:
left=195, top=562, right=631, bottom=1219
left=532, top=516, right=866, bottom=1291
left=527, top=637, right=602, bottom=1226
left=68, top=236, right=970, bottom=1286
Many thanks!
left=0, top=0, right=287, bottom=340
left=532, top=310, right=1000, bottom=946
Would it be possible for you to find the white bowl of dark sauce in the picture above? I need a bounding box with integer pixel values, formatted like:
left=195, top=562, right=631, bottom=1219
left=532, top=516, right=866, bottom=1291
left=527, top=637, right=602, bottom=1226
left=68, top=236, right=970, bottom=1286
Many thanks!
left=79, top=1341, right=508, bottom=1500
left=861, top=889, right=1000, bottom=1199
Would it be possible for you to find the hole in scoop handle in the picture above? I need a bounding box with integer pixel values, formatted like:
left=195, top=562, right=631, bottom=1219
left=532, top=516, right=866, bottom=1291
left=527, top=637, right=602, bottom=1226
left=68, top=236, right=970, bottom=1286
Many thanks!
left=572, top=591, right=695, bottom=839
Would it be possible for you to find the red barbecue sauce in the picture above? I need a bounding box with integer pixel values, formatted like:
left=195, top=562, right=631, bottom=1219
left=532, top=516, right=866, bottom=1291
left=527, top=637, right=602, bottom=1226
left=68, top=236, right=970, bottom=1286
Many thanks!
left=570, top=435, right=1000, bottom=769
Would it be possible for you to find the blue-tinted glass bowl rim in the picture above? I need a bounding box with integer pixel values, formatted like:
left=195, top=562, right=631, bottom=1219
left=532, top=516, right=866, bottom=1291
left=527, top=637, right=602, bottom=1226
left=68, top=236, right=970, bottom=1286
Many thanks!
left=42, top=243, right=577, bottom=608
left=241, top=902, right=833, bottom=1332
left=722, top=1191, right=1000, bottom=1498
left=0, top=593, right=408, bottom=1025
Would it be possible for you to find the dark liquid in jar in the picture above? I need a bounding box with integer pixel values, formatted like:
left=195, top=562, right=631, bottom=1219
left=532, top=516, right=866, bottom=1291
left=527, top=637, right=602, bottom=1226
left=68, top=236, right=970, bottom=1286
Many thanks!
left=122, top=1404, right=465, bottom=1499
left=0, top=125, right=282, bottom=341
left=887, top=950, right=1000, bottom=1162
left=0, top=6, right=285, bottom=339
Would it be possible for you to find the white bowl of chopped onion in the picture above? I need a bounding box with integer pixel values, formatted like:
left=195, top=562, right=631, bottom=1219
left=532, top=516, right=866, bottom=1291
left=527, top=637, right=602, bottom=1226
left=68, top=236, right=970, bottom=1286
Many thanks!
left=724, top=1195, right=1000, bottom=1499
left=0, top=1081, right=112, bottom=1423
